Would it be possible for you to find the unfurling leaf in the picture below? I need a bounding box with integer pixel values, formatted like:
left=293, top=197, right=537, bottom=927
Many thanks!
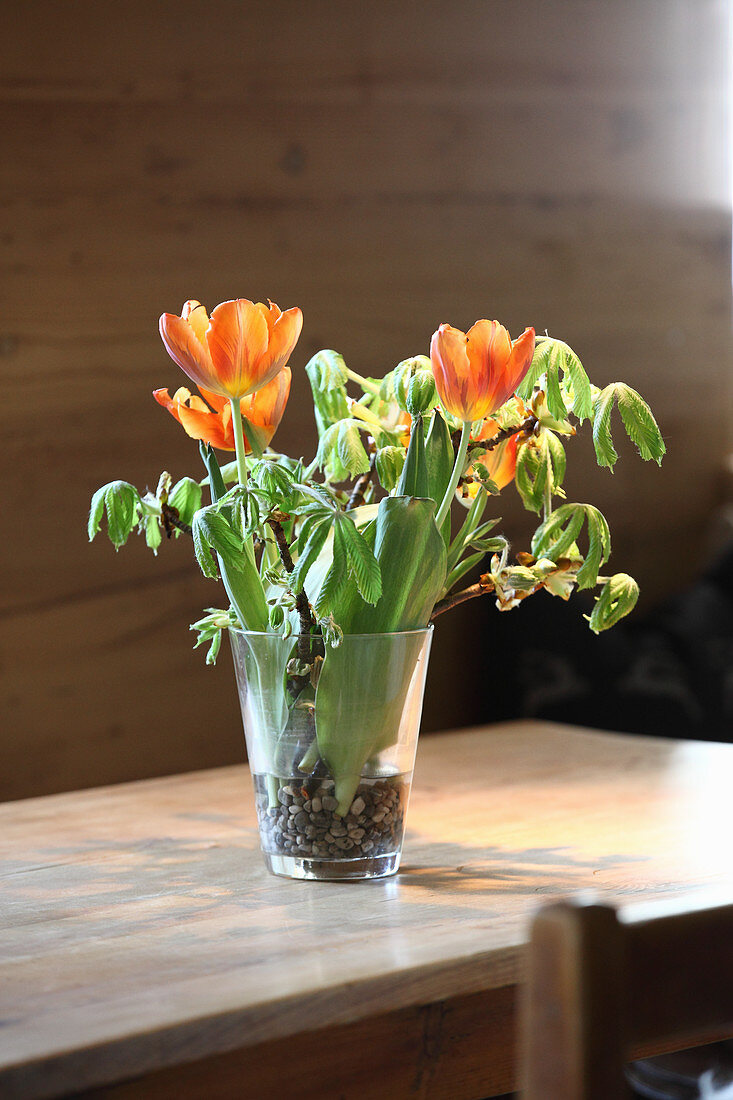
left=588, top=573, right=639, bottom=633
left=305, top=349, right=349, bottom=391
left=515, top=438, right=549, bottom=514
left=532, top=502, right=611, bottom=590
left=169, top=478, right=202, bottom=527
left=143, top=514, right=162, bottom=554
left=375, top=446, right=405, bottom=492
left=88, top=481, right=141, bottom=549
left=290, top=518, right=333, bottom=594
left=405, top=371, right=438, bottom=418
left=336, top=512, right=382, bottom=605
left=517, top=337, right=592, bottom=422
left=391, top=355, right=433, bottom=413
left=192, top=507, right=246, bottom=579
left=592, top=383, right=666, bottom=470
left=337, top=421, right=371, bottom=476
left=314, top=518, right=349, bottom=617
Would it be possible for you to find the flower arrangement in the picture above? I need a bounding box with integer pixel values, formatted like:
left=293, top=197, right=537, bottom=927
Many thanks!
left=89, top=296, right=664, bottom=877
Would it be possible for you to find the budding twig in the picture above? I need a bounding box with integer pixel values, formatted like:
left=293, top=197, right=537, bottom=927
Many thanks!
left=161, top=503, right=192, bottom=538
left=430, top=576, right=495, bottom=621
left=265, top=511, right=318, bottom=657
left=347, top=455, right=376, bottom=510
left=470, top=415, right=538, bottom=453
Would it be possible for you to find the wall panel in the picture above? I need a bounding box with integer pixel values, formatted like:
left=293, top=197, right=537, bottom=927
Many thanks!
left=2, top=1, right=730, bottom=797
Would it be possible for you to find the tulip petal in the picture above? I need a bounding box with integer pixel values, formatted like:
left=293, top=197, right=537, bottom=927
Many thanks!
left=241, top=366, right=292, bottom=449
left=174, top=399, right=235, bottom=450
left=182, top=300, right=210, bottom=345
left=171, top=385, right=208, bottom=413
left=159, top=313, right=218, bottom=395
left=264, top=306, right=303, bottom=380
left=206, top=299, right=270, bottom=398
left=196, top=385, right=229, bottom=414
left=153, top=385, right=235, bottom=449
left=431, top=324, right=475, bottom=420
left=505, top=327, right=536, bottom=394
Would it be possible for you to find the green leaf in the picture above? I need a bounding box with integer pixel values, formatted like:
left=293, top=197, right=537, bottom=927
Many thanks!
left=314, top=518, right=349, bottom=617
left=576, top=506, right=611, bottom=589
left=88, top=486, right=107, bottom=542
left=517, top=337, right=592, bottom=423
left=424, top=410, right=454, bottom=545
left=447, top=490, right=489, bottom=572
left=444, top=550, right=488, bottom=592
left=546, top=430, right=567, bottom=491
left=405, top=371, right=438, bottom=418
left=588, top=573, right=640, bottom=633
left=305, top=349, right=349, bottom=390
left=198, top=446, right=268, bottom=631
left=565, top=351, right=593, bottom=422
left=337, top=421, right=371, bottom=477
left=290, top=518, right=333, bottom=594
left=396, top=413, right=429, bottom=498
left=200, top=443, right=227, bottom=502
left=392, top=355, right=432, bottom=412
left=88, top=481, right=141, bottom=548
left=515, top=439, right=548, bottom=514
left=546, top=360, right=566, bottom=421
left=592, top=383, right=666, bottom=470
left=335, top=495, right=447, bottom=633
left=532, top=502, right=611, bottom=590
left=374, top=446, right=405, bottom=492
left=143, top=514, right=162, bottom=554
left=337, top=512, right=382, bottom=605
left=169, top=478, right=202, bottom=527
left=192, top=507, right=245, bottom=580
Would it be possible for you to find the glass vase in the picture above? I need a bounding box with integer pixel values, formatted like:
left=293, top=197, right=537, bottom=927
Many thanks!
left=229, top=627, right=433, bottom=881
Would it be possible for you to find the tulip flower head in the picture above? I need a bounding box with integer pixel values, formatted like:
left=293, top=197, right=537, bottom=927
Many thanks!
left=154, top=367, right=291, bottom=453
left=159, top=298, right=302, bottom=401
left=430, top=320, right=535, bottom=423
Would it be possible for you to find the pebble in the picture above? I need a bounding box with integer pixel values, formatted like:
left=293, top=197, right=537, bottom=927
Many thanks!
left=256, top=776, right=407, bottom=864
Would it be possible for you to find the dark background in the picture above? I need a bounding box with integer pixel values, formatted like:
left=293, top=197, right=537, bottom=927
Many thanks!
left=3, top=1, right=731, bottom=799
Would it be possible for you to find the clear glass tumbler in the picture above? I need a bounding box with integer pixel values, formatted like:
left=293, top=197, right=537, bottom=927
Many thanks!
left=229, top=627, right=433, bottom=881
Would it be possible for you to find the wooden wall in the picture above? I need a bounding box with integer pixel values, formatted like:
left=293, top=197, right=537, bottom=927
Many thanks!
left=2, top=1, right=731, bottom=799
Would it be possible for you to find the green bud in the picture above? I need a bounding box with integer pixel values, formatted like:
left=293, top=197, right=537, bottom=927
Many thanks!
left=393, top=355, right=432, bottom=411
left=405, top=372, right=438, bottom=418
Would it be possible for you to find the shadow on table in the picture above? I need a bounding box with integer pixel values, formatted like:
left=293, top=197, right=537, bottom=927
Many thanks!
left=397, top=839, right=647, bottom=897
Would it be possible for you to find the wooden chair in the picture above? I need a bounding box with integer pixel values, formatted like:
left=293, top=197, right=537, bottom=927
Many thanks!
left=520, top=896, right=733, bottom=1099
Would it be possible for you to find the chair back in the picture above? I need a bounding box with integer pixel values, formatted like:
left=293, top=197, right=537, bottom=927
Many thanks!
left=521, top=897, right=733, bottom=1099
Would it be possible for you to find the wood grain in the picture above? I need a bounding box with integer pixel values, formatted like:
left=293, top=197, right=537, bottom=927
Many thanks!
left=1, top=722, right=732, bottom=1099
left=2, top=0, right=731, bottom=797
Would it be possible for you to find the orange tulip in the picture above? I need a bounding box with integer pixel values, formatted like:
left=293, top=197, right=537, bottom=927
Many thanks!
left=153, top=367, right=291, bottom=453
left=459, top=419, right=519, bottom=503
left=430, top=320, right=535, bottom=422
left=158, top=298, right=302, bottom=401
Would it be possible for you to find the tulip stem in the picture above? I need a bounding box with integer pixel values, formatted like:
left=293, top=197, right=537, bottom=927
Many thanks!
left=346, top=368, right=381, bottom=398
left=230, top=398, right=248, bottom=487
left=435, top=420, right=472, bottom=530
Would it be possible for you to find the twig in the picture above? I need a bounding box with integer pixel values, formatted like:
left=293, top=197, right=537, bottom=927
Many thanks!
left=266, top=511, right=318, bottom=657
left=161, top=503, right=192, bottom=538
left=347, top=455, right=376, bottom=510
left=470, top=415, right=538, bottom=453
left=430, top=576, right=494, bottom=621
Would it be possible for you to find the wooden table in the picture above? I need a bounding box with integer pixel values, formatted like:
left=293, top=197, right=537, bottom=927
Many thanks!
left=2, top=721, right=732, bottom=1100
